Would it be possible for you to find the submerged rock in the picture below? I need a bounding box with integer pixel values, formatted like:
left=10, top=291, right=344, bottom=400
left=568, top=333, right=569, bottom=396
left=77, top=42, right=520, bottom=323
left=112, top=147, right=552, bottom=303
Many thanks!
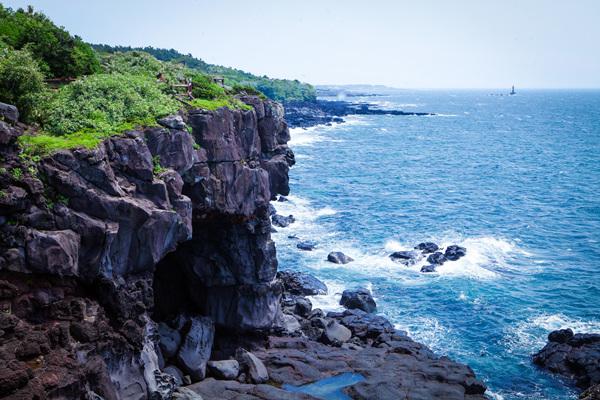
left=272, top=214, right=295, bottom=227
left=340, top=288, right=377, bottom=313
left=420, top=264, right=436, bottom=273
left=415, top=242, right=439, bottom=254
left=327, top=251, right=354, bottom=264
left=445, top=245, right=467, bottom=261
left=277, top=270, right=328, bottom=295
left=296, top=241, right=317, bottom=251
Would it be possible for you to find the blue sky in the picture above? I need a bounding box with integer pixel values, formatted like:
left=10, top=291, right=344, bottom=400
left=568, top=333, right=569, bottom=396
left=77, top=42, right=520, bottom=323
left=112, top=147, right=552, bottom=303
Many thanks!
left=3, top=0, right=600, bottom=88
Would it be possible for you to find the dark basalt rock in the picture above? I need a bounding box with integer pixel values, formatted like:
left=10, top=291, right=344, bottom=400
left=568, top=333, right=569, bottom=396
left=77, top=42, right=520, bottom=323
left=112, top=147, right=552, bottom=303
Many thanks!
left=390, top=250, right=421, bottom=265
left=277, top=270, right=328, bottom=296
left=340, top=288, right=377, bottom=313
left=427, top=251, right=447, bottom=265
left=158, top=114, right=186, bottom=130
left=327, top=251, right=354, bottom=264
left=533, top=329, right=600, bottom=390
left=0, top=102, right=18, bottom=123
left=445, top=245, right=467, bottom=261
left=415, top=242, right=440, bottom=254
left=420, top=264, right=437, bottom=273
left=177, top=316, right=215, bottom=382
left=272, top=214, right=295, bottom=227
left=296, top=241, right=317, bottom=251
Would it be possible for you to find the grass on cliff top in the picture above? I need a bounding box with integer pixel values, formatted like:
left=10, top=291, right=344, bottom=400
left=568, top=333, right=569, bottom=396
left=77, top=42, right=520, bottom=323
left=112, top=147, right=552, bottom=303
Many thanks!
left=190, top=97, right=252, bottom=111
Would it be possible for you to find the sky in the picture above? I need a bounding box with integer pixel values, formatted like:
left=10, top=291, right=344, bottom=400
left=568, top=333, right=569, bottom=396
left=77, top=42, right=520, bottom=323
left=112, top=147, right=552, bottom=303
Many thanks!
left=3, top=0, right=600, bottom=88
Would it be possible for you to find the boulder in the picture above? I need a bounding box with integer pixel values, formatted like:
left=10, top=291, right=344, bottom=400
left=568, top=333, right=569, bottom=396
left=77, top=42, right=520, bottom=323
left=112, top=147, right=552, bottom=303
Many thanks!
left=340, top=288, right=377, bottom=313
left=158, top=115, right=187, bottom=130
left=158, top=323, right=182, bottom=359
left=296, top=241, right=316, bottom=251
left=164, top=365, right=185, bottom=386
left=427, top=251, right=447, bottom=265
left=445, top=245, right=467, bottom=261
left=327, top=251, right=354, bottom=264
left=277, top=270, right=327, bottom=295
left=207, top=360, right=240, bottom=380
left=389, top=250, right=421, bottom=265
left=294, top=296, right=312, bottom=317
left=581, top=384, right=600, bottom=400
left=24, top=229, right=80, bottom=276
left=280, top=313, right=302, bottom=334
left=236, top=349, right=269, bottom=384
left=420, top=264, right=437, bottom=273
left=177, top=317, right=215, bottom=382
left=548, top=328, right=574, bottom=344
left=414, top=242, right=439, bottom=254
left=320, top=320, right=352, bottom=346
left=172, top=387, right=205, bottom=400
left=272, top=214, right=295, bottom=228
left=0, top=102, right=18, bottom=123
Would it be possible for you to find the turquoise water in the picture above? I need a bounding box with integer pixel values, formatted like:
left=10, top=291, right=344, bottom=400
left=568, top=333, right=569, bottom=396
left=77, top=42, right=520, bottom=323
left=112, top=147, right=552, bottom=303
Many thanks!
left=273, top=90, right=600, bottom=399
left=283, top=372, right=365, bottom=399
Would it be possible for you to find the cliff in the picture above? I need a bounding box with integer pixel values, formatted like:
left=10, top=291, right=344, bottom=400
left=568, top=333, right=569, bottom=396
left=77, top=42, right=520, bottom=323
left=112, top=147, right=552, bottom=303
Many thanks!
left=0, top=96, right=292, bottom=399
left=0, top=97, right=487, bottom=400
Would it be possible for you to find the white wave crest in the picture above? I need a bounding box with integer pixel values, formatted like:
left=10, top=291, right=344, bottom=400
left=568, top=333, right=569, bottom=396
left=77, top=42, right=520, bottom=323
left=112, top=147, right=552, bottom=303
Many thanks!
left=505, top=313, right=600, bottom=354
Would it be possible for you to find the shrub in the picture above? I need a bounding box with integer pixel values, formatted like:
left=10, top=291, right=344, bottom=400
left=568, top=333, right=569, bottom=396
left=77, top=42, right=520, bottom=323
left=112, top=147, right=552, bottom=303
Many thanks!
left=191, top=74, right=225, bottom=100
left=0, top=47, right=46, bottom=122
left=231, top=84, right=266, bottom=99
left=189, top=97, right=251, bottom=111
left=42, top=73, right=179, bottom=136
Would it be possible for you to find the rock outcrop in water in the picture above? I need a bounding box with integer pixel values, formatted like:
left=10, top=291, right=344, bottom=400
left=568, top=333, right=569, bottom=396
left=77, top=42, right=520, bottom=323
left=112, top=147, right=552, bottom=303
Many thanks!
left=533, top=328, right=600, bottom=394
left=0, top=99, right=487, bottom=400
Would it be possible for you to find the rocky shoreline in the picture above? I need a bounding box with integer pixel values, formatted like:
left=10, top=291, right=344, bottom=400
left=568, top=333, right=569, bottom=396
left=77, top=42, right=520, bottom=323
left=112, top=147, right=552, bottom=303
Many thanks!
left=283, top=99, right=433, bottom=128
left=0, top=95, right=596, bottom=399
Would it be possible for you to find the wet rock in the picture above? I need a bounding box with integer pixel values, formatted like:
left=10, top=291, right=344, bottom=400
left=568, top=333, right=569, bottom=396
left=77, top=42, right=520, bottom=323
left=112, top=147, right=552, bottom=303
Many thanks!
left=320, top=320, right=352, bottom=346
left=177, top=316, right=215, bottom=381
left=549, top=328, right=574, bottom=344
left=445, top=245, right=467, bottom=261
left=427, top=251, right=447, bottom=265
left=327, top=251, right=354, bottom=264
left=340, top=288, right=377, bottom=313
left=268, top=203, right=277, bottom=216
left=420, top=264, right=436, bottom=273
left=277, top=270, right=327, bottom=295
left=296, top=241, right=317, bottom=251
left=207, top=360, right=240, bottom=380
left=533, top=329, right=600, bottom=390
left=415, top=242, right=440, bottom=254
left=272, top=214, right=295, bottom=227
left=236, top=349, right=269, bottom=384
left=581, top=384, right=600, bottom=400
left=389, top=250, right=421, bottom=265
left=277, top=196, right=288, bottom=202
left=329, top=309, right=394, bottom=339
left=294, top=296, right=313, bottom=318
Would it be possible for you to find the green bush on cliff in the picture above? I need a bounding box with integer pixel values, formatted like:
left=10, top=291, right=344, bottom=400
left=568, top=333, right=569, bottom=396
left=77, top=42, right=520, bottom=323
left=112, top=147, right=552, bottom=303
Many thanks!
left=191, top=73, right=225, bottom=99
left=0, top=46, right=47, bottom=122
left=0, top=5, right=100, bottom=77
left=190, top=97, right=252, bottom=111
left=231, top=84, right=267, bottom=99
left=43, top=73, right=179, bottom=136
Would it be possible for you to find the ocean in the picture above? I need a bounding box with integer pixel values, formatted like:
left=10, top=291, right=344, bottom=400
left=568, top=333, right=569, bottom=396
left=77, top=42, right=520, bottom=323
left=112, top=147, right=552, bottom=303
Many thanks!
left=272, top=89, right=600, bottom=399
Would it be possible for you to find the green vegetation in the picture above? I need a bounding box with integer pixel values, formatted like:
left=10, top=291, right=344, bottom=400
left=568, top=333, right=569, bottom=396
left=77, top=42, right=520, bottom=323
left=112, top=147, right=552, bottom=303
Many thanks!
left=152, top=155, right=166, bottom=175
left=0, top=47, right=46, bottom=122
left=1, top=8, right=309, bottom=157
left=11, top=167, right=22, bottom=180
left=92, top=45, right=316, bottom=102
left=42, top=73, right=178, bottom=136
left=0, top=4, right=100, bottom=77
left=190, top=97, right=252, bottom=111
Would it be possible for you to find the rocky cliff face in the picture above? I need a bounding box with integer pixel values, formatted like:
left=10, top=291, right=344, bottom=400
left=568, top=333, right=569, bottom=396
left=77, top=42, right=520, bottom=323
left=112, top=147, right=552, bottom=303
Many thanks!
left=0, top=96, right=293, bottom=399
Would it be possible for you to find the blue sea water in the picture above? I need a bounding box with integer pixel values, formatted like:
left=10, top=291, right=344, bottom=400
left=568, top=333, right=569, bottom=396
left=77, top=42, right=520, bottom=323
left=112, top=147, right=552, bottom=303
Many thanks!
left=273, top=90, right=600, bottom=400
